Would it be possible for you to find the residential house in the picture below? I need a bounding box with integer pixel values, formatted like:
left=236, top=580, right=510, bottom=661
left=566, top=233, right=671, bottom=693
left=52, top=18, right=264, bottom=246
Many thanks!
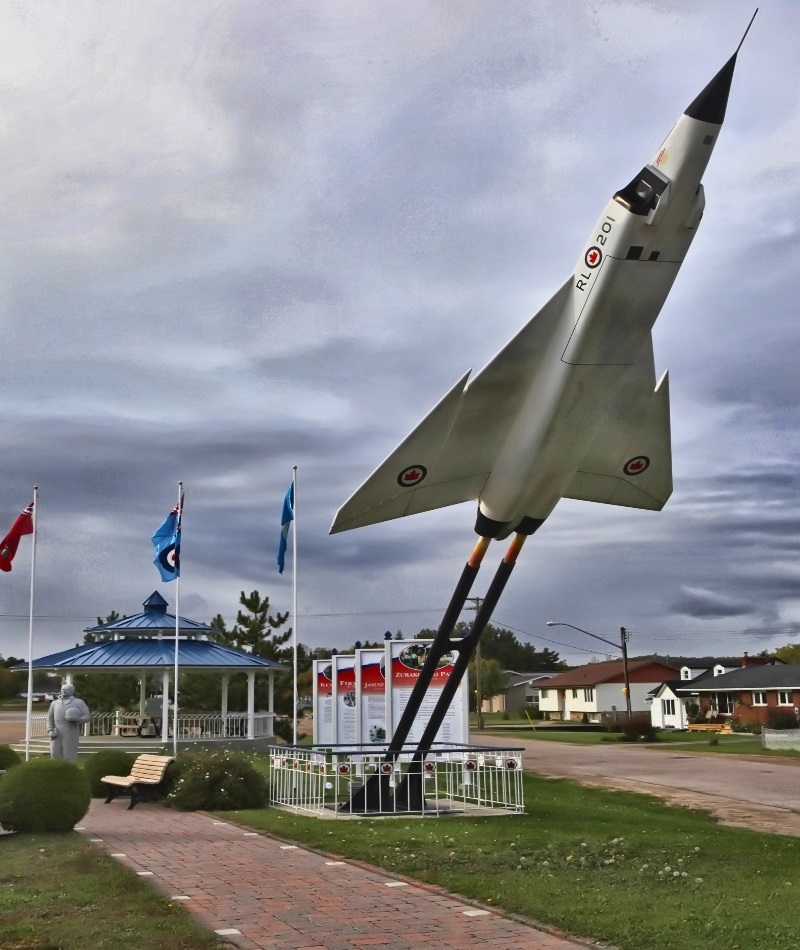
left=482, top=671, right=558, bottom=714
left=648, top=655, right=759, bottom=729
left=537, top=658, right=680, bottom=722
left=675, top=662, right=800, bottom=727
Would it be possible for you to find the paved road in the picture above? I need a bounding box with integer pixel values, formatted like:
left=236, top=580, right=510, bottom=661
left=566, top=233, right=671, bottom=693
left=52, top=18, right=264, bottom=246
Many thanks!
left=479, top=733, right=800, bottom=836
left=79, top=800, right=598, bottom=950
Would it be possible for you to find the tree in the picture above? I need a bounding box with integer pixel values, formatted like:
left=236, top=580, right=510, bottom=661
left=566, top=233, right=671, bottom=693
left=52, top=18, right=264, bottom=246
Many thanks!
left=214, top=590, right=291, bottom=661
left=773, top=643, right=800, bottom=664
left=468, top=659, right=507, bottom=713
left=416, top=622, right=567, bottom=671
left=182, top=590, right=294, bottom=714
left=473, top=624, right=567, bottom=671
left=0, top=665, right=15, bottom=700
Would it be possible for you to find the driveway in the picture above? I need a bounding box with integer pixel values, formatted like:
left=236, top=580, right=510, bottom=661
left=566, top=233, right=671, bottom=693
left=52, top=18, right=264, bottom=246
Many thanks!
left=479, top=733, right=800, bottom=836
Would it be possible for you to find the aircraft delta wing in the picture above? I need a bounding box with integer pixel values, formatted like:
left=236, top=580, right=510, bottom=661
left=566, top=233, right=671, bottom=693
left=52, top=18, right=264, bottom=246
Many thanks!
left=329, top=275, right=669, bottom=534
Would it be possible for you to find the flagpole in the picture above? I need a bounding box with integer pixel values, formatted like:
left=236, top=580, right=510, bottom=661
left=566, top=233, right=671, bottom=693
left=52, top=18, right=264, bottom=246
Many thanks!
left=24, top=487, right=38, bottom=762
left=292, top=466, right=298, bottom=747
left=173, top=480, right=182, bottom=758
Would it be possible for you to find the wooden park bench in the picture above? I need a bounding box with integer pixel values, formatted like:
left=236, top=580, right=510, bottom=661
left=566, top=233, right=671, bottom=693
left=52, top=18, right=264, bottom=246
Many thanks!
left=102, top=754, right=175, bottom=810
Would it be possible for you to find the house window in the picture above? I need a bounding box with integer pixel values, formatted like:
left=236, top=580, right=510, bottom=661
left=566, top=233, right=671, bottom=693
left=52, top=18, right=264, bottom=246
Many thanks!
left=583, top=688, right=593, bottom=702
left=681, top=668, right=691, bottom=680
left=525, top=692, right=538, bottom=705
left=752, top=692, right=767, bottom=706
left=572, top=689, right=578, bottom=699
left=662, top=698, right=675, bottom=717
left=540, top=689, right=548, bottom=699
left=778, top=691, right=793, bottom=706
left=714, top=692, right=733, bottom=714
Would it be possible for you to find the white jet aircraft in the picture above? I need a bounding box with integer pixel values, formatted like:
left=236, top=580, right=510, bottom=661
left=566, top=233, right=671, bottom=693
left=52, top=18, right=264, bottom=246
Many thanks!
left=332, top=25, right=752, bottom=543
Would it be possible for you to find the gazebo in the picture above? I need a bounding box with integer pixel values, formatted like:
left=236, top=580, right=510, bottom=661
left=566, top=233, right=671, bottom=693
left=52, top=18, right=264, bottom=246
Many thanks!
left=16, top=592, right=288, bottom=753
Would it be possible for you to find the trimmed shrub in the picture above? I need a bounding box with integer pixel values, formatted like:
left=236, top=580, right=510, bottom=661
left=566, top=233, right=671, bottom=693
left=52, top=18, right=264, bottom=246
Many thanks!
left=165, top=749, right=268, bottom=811
left=272, top=717, right=293, bottom=743
left=82, top=749, right=136, bottom=797
left=0, top=758, right=90, bottom=832
left=622, top=712, right=656, bottom=741
left=765, top=708, right=799, bottom=730
left=0, top=744, right=22, bottom=770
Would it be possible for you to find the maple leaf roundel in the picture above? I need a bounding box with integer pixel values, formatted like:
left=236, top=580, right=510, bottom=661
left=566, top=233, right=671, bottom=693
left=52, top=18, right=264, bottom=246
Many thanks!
left=623, top=456, right=650, bottom=477
left=397, top=465, right=427, bottom=488
left=584, top=246, right=603, bottom=269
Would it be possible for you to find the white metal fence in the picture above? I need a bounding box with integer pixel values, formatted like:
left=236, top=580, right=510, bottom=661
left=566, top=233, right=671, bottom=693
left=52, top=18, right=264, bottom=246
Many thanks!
left=269, top=743, right=525, bottom=817
left=762, top=727, right=800, bottom=752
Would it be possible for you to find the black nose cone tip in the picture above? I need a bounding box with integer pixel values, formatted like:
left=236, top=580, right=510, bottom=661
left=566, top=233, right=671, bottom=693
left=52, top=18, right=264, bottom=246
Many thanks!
left=684, top=53, right=737, bottom=125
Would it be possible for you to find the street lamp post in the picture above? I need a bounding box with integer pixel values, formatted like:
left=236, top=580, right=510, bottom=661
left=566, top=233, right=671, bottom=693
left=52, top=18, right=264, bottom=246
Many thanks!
left=546, top=622, right=632, bottom=719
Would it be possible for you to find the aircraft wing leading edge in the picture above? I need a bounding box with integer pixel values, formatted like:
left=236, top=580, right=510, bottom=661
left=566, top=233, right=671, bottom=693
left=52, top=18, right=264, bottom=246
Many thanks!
left=329, top=278, right=575, bottom=534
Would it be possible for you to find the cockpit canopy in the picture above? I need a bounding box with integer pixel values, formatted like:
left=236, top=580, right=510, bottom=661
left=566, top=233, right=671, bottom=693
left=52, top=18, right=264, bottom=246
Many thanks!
left=614, top=166, right=670, bottom=216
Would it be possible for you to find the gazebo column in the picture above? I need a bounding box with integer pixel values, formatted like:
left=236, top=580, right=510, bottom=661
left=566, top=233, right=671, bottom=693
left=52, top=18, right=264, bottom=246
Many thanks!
left=221, top=674, right=229, bottom=736
left=268, top=671, right=276, bottom=738
left=64, top=672, right=73, bottom=686
left=138, top=671, right=147, bottom=716
left=247, top=671, right=256, bottom=739
left=161, top=671, right=170, bottom=743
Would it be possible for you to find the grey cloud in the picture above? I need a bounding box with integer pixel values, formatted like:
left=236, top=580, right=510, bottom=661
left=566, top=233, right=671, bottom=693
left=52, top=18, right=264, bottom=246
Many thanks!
left=670, top=586, right=755, bottom=619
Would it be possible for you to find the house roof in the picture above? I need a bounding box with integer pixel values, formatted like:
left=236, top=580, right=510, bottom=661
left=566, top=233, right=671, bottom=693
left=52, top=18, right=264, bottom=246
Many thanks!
left=539, top=658, right=678, bottom=689
left=635, top=655, right=757, bottom=669
left=82, top=591, right=217, bottom=638
left=504, top=671, right=559, bottom=688
left=675, top=664, right=800, bottom=693
left=11, top=638, right=288, bottom=672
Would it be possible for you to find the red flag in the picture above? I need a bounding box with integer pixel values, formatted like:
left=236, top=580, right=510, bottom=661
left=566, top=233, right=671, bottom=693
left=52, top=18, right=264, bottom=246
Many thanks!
left=0, top=502, right=34, bottom=572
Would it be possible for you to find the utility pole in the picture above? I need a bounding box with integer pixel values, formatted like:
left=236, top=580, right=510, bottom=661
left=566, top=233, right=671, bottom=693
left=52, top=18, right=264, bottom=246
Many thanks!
left=466, top=597, right=483, bottom=730
left=546, top=621, right=633, bottom=721
left=620, top=626, right=632, bottom=719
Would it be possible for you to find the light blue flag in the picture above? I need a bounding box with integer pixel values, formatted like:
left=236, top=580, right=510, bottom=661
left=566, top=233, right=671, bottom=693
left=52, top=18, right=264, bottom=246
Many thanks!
left=152, top=500, right=182, bottom=582
left=277, top=483, right=294, bottom=574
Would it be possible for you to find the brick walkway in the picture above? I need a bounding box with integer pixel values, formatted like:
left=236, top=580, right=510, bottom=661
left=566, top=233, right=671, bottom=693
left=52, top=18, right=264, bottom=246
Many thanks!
left=77, top=800, right=601, bottom=950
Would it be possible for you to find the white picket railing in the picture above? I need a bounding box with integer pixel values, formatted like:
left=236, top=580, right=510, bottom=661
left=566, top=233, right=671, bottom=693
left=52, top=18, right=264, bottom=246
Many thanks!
left=26, top=711, right=273, bottom=740
left=269, top=743, right=525, bottom=817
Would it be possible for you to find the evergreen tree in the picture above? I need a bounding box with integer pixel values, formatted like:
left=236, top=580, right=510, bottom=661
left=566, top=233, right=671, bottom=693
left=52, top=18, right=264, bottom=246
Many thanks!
left=215, top=590, right=291, bottom=661
left=182, top=591, right=294, bottom=714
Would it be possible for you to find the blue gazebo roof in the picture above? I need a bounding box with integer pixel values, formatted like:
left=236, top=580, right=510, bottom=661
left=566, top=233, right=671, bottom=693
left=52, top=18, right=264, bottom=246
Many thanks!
left=12, top=590, right=289, bottom=674
left=13, top=638, right=287, bottom=672
left=83, top=591, right=218, bottom=639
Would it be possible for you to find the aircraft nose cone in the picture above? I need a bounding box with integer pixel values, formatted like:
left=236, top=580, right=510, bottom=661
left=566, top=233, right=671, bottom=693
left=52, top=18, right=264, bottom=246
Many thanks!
left=684, top=53, right=737, bottom=125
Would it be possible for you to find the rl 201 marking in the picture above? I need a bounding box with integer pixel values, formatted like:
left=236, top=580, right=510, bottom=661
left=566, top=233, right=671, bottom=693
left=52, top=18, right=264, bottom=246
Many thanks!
left=577, top=218, right=614, bottom=291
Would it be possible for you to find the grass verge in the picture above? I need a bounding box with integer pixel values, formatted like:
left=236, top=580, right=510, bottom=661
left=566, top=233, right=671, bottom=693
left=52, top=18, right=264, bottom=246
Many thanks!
left=0, top=832, right=219, bottom=950
left=227, top=770, right=800, bottom=950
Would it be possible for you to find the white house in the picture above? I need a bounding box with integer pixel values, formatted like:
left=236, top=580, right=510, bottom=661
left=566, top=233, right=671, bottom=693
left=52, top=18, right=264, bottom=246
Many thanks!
left=537, top=658, right=680, bottom=722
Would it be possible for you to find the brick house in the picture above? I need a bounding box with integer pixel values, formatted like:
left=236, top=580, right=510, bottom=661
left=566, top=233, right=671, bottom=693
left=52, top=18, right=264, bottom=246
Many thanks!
left=537, top=658, right=680, bottom=722
left=675, top=662, right=800, bottom=726
left=648, top=655, right=764, bottom=729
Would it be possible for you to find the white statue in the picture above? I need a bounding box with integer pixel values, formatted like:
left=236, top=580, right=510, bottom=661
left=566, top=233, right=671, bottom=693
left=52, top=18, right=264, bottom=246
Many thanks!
left=48, top=684, right=91, bottom=762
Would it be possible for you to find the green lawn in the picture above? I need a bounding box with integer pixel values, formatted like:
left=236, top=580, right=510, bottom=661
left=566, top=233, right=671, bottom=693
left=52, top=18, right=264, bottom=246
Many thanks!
left=228, top=769, right=800, bottom=950
left=0, top=832, right=219, bottom=950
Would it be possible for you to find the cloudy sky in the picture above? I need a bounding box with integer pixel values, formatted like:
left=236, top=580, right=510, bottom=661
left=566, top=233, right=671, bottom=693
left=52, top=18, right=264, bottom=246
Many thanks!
left=1, top=1, right=798, bottom=667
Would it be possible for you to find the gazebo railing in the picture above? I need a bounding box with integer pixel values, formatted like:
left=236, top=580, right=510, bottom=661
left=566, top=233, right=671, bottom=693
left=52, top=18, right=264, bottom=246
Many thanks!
left=25, top=711, right=274, bottom=740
